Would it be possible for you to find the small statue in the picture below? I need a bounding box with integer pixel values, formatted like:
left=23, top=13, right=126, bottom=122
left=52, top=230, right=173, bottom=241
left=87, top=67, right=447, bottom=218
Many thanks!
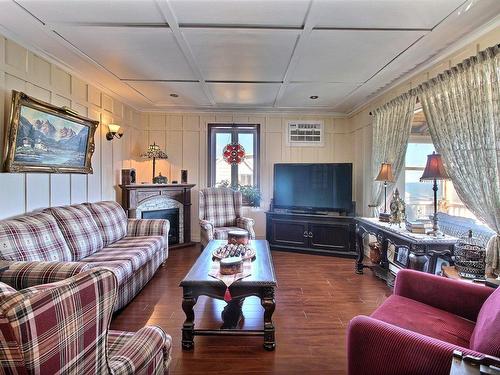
left=153, top=173, right=168, bottom=184
left=389, top=188, right=406, bottom=227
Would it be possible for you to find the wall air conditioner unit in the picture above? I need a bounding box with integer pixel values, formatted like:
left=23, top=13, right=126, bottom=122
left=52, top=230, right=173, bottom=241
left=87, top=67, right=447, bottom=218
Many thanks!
left=286, top=120, right=324, bottom=147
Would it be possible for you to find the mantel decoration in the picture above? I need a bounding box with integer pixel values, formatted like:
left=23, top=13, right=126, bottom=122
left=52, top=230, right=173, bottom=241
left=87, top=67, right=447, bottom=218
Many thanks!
left=141, top=142, right=168, bottom=183
left=223, top=143, right=245, bottom=165
left=374, top=162, right=395, bottom=222
left=3, top=91, right=98, bottom=174
left=420, top=152, right=450, bottom=236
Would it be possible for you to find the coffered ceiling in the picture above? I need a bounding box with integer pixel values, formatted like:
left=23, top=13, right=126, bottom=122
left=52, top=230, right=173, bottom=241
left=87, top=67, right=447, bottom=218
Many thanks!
left=0, top=0, right=499, bottom=114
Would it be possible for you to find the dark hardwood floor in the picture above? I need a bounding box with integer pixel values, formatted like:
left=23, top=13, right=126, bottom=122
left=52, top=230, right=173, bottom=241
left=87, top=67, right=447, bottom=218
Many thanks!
left=111, top=244, right=391, bottom=374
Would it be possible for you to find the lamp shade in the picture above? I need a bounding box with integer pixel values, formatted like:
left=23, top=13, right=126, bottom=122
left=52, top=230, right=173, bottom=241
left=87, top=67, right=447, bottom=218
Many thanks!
left=375, top=163, right=395, bottom=182
left=141, top=143, right=168, bottom=160
left=108, top=123, right=121, bottom=133
left=420, top=152, right=449, bottom=181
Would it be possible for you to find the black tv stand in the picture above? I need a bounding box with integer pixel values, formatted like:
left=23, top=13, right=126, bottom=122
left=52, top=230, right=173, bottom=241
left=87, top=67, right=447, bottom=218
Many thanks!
left=266, top=210, right=356, bottom=258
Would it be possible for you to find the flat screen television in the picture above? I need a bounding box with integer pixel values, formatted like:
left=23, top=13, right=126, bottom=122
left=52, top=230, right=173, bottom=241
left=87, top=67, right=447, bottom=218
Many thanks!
left=273, top=163, right=353, bottom=213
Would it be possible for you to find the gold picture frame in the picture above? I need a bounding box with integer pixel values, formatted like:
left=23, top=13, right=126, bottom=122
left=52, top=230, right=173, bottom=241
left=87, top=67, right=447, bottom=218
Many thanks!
left=3, top=91, right=99, bottom=174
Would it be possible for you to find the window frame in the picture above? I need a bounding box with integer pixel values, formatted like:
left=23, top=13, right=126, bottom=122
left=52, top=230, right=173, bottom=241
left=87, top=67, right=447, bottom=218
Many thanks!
left=207, top=123, right=260, bottom=189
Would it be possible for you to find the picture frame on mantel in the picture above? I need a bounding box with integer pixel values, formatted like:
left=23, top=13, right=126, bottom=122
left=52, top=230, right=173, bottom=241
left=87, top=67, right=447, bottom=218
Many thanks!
left=3, top=91, right=99, bottom=174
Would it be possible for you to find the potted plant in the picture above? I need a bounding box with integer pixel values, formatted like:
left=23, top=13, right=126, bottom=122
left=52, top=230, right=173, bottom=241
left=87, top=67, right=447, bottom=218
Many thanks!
left=216, top=180, right=261, bottom=207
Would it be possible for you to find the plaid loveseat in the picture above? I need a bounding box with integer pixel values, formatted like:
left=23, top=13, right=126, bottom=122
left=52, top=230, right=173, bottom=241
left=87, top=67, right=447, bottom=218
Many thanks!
left=0, top=268, right=172, bottom=374
left=0, top=201, right=169, bottom=311
left=199, top=187, right=256, bottom=247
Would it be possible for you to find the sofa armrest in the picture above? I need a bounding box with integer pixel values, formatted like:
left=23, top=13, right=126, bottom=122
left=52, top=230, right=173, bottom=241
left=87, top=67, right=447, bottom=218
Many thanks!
left=0, top=261, right=91, bottom=290
left=394, top=269, right=493, bottom=321
left=127, top=219, right=169, bottom=248
left=347, top=315, right=480, bottom=375
left=236, top=217, right=255, bottom=239
left=108, top=326, right=171, bottom=375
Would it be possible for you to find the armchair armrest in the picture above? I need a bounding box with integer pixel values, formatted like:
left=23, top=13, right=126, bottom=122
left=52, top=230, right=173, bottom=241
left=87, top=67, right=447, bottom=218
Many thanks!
left=236, top=217, right=256, bottom=239
left=0, top=261, right=91, bottom=290
left=394, top=269, right=493, bottom=321
left=127, top=219, right=169, bottom=248
left=347, top=315, right=480, bottom=375
left=200, top=219, right=214, bottom=241
left=108, top=326, right=171, bottom=375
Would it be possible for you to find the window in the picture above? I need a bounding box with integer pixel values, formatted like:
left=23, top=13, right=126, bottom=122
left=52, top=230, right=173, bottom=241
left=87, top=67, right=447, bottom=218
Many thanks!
left=208, top=124, right=260, bottom=189
left=402, top=140, right=477, bottom=221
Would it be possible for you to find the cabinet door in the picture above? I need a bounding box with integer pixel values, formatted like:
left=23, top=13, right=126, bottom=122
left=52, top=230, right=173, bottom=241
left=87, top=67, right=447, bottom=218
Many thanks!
left=270, top=219, right=309, bottom=247
left=309, top=223, right=351, bottom=252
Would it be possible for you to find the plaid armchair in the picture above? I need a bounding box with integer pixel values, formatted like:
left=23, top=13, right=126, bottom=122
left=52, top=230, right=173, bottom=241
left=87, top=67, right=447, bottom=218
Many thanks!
left=199, top=187, right=256, bottom=247
left=0, top=268, right=171, bottom=374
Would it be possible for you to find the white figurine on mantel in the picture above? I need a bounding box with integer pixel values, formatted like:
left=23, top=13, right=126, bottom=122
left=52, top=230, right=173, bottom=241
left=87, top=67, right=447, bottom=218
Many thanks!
left=485, top=235, right=500, bottom=279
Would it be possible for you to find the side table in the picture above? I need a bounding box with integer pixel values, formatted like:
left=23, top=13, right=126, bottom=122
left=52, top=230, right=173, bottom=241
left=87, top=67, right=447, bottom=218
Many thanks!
left=450, top=350, right=500, bottom=374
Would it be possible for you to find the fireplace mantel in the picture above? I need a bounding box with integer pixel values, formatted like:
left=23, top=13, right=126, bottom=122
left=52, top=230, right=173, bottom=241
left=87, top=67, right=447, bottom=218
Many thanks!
left=120, top=183, right=196, bottom=249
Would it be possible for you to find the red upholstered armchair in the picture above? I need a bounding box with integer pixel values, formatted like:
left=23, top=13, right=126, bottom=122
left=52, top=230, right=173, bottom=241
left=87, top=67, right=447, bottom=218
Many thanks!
left=347, top=269, right=500, bottom=375
left=0, top=268, right=171, bottom=374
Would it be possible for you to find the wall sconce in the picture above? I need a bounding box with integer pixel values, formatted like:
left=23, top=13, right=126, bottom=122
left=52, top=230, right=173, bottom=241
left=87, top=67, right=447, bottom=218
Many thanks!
left=106, top=123, right=123, bottom=141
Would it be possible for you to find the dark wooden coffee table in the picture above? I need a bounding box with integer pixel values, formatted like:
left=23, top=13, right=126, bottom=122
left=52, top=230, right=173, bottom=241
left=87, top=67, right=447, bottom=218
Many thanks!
left=179, top=240, right=277, bottom=351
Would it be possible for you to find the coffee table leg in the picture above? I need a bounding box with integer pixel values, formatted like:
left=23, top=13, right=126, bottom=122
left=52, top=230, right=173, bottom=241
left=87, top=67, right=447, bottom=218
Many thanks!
left=182, top=289, right=197, bottom=350
left=261, top=287, right=276, bottom=351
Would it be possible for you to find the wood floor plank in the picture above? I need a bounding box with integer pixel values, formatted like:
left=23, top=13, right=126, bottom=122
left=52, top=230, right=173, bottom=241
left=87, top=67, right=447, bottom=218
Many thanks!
left=110, top=244, right=391, bottom=374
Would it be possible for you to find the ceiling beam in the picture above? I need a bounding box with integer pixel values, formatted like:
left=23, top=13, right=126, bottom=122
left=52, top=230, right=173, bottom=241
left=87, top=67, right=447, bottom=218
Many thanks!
left=156, top=0, right=216, bottom=106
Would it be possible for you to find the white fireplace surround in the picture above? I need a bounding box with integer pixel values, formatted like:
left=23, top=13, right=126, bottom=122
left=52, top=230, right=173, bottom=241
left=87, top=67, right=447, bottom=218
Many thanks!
left=135, top=196, right=184, bottom=244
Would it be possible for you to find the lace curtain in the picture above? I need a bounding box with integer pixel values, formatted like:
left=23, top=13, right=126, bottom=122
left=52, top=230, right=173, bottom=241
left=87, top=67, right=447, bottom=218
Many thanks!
left=369, top=92, right=417, bottom=216
left=418, top=45, right=500, bottom=277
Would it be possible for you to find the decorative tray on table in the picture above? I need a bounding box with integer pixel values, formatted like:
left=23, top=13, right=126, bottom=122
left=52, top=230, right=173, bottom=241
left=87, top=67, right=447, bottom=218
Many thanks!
left=212, top=243, right=256, bottom=261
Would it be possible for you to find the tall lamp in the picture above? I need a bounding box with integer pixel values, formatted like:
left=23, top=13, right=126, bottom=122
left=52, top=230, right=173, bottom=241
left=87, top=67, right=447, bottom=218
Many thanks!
left=420, top=152, right=450, bottom=237
left=375, top=163, right=395, bottom=222
left=141, top=143, right=168, bottom=183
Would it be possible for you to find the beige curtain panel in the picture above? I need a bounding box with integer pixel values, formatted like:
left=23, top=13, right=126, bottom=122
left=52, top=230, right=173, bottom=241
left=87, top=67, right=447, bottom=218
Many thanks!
left=369, top=92, right=417, bottom=216
left=418, top=45, right=500, bottom=277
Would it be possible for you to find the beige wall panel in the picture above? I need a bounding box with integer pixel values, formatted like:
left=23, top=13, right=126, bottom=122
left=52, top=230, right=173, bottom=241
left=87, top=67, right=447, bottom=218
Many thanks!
left=149, top=113, right=166, bottom=130
left=87, top=108, right=102, bottom=202
left=30, top=54, right=51, bottom=86
left=112, top=98, right=123, bottom=118
left=167, top=114, right=183, bottom=131
left=71, top=77, right=88, bottom=102
left=166, top=130, right=183, bottom=182
left=215, top=114, right=233, bottom=123
left=0, top=37, right=5, bottom=65
left=266, top=116, right=282, bottom=132
left=140, top=112, right=149, bottom=130
left=0, top=174, right=25, bottom=219
left=88, top=85, right=101, bottom=107
left=5, top=40, right=27, bottom=72
left=233, top=115, right=249, bottom=123
left=51, top=66, right=71, bottom=95
left=102, top=94, right=113, bottom=113
left=71, top=174, right=87, bottom=204
left=71, top=102, right=88, bottom=117
left=26, top=83, right=50, bottom=102
left=26, top=173, right=50, bottom=211
left=101, top=112, right=114, bottom=200
left=52, top=94, right=71, bottom=108
left=184, top=115, right=200, bottom=131
left=50, top=174, right=71, bottom=206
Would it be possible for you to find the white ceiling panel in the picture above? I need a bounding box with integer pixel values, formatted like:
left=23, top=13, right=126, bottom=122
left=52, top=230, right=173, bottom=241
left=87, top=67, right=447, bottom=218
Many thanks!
left=17, top=0, right=166, bottom=24
left=308, top=0, right=464, bottom=29
left=291, top=29, right=427, bottom=83
left=183, top=28, right=299, bottom=81
left=279, top=82, right=361, bottom=108
left=56, top=26, right=195, bottom=80
left=207, top=83, right=281, bottom=106
left=127, top=81, right=212, bottom=106
left=169, top=0, right=310, bottom=27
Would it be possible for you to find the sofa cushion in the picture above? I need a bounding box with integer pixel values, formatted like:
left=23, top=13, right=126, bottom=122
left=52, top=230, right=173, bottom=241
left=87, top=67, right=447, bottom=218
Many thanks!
left=213, top=227, right=247, bottom=240
left=469, top=287, right=500, bottom=357
left=45, top=205, right=103, bottom=260
left=84, top=201, right=127, bottom=246
left=371, top=294, right=475, bottom=348
left=202, top=188, right=237, bottom=227
left=86, top=260, right=133, bottom=285
left=0, top=212, right=72, bottom=262
left=82, top=236, right=163, bottom=272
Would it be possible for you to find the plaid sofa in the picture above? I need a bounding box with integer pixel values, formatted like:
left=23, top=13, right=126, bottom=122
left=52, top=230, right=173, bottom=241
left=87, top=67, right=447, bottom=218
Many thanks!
left=0, top=201, right=169, bottom=311
left=199, top=187, right=256, bottom=247
left=0, top=268, right=172, bottom=374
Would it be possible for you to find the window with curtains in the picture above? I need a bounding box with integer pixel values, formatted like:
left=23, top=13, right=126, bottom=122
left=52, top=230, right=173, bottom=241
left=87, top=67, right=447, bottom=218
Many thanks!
left=399, top=109, right=476, bottom=221
left=207, top=124, right=260, bottom=189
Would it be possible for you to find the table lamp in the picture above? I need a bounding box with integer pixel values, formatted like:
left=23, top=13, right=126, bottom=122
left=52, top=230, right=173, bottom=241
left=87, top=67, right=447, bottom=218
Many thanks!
left=375, top=162, right=395, bottom=222
left=420, top=152, right=450, bottom=236
left=141, top=143, right=168, bottom=183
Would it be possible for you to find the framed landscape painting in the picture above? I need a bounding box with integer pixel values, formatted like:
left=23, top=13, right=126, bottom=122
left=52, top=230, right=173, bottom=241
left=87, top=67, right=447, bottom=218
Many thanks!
left=3, top=91, right=99, bottom=174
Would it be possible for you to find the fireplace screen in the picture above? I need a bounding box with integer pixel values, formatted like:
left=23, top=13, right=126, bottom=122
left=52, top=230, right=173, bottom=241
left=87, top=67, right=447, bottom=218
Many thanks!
left=142, top=208, right=179, bottom=245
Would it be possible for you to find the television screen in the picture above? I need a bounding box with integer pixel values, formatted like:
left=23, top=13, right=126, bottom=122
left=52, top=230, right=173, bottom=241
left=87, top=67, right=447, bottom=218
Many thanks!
left=273, top=163, right=352, bottom=211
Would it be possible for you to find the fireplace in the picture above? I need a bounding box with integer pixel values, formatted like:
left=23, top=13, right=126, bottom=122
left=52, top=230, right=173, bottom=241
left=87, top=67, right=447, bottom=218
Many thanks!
left=142, top=208, right=179, bottom=245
